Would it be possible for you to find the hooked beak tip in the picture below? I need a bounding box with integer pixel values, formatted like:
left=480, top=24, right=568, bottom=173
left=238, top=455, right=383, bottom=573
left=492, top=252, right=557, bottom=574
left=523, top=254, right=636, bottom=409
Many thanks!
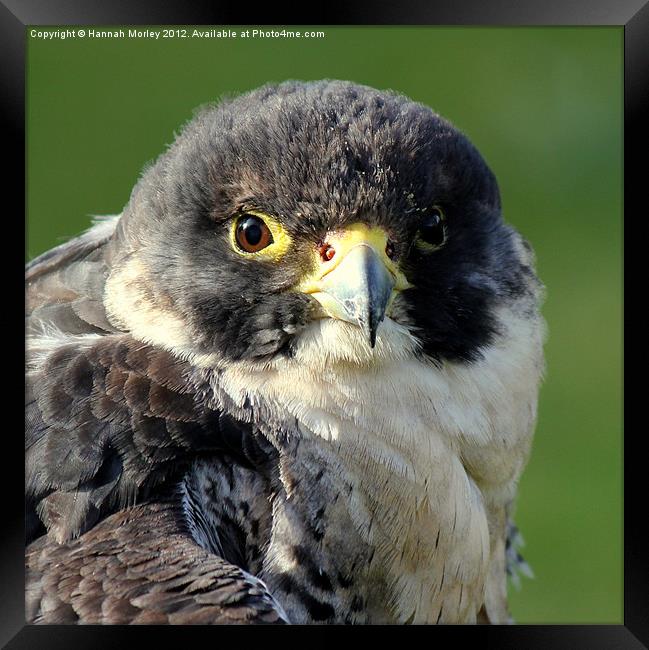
left=363, top=311, right=384, bottom=348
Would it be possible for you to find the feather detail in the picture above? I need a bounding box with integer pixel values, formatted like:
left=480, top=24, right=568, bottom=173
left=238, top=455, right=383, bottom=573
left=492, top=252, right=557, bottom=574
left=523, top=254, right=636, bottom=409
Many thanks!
left=26, top=499, right=287, bottom=624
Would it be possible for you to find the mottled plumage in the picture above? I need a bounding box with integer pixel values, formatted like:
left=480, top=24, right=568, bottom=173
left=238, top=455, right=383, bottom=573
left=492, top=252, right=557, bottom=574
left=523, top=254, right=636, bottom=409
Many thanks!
left=26, top=80, right=545, bottom=624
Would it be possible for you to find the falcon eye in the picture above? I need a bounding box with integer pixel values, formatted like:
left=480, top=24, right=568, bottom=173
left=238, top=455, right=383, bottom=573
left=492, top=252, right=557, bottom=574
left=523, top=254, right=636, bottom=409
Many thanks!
left=235, top=215, right=274, bottom=253
left=229, top=211, right=292, bottom=261
left=416, top=207, right=446, bottom=250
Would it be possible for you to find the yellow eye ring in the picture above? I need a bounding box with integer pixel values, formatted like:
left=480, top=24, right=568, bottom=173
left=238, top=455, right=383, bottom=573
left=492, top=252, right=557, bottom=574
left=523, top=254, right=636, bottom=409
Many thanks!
left=229, top=211, right=292, bottom=261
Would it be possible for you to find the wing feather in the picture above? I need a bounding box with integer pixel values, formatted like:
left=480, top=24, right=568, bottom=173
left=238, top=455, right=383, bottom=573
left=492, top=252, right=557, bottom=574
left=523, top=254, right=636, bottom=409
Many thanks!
left=27, top=217, right=120, bottom=338
left=26, top=333, right=276, bottom=544
left=26, top=499, right=287, bottom=624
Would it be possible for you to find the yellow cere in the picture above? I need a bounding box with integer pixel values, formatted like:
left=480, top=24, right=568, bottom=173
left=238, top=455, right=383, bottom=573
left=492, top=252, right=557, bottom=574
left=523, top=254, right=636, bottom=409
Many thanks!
left=296, top=222, right=412, bottom=293
left=229, top=211, right=293, bottom=262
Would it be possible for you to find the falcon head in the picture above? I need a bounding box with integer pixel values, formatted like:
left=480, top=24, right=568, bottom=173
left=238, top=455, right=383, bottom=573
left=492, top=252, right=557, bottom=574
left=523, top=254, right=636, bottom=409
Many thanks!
left=105, top=80, right=535, bottom=369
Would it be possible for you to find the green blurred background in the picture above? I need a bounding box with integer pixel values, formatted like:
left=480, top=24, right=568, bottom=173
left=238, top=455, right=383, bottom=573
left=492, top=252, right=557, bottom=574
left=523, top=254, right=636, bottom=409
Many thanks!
left=26, top=27, right=622, bottom=623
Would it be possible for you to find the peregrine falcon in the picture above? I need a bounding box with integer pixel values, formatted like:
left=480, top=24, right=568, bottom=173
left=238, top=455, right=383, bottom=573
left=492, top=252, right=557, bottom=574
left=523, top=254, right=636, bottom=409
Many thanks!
left=25, top=80, right=545, bottom=624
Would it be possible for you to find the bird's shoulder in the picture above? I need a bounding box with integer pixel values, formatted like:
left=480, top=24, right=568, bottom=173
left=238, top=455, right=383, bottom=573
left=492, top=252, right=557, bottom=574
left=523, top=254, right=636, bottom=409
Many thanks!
left=24, top=328, right=286, bottom=624
left=26, top=327, right=278, bottom=543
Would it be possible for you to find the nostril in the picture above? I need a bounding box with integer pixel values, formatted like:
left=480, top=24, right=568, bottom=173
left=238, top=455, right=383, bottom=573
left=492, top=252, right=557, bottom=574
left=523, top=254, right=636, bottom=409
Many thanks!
left=320, top=244, right=336, bottom=262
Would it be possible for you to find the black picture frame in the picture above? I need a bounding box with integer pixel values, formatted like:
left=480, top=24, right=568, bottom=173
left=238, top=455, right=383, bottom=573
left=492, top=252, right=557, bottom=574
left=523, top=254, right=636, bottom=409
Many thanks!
left=5, top=0, right=645, bottom=647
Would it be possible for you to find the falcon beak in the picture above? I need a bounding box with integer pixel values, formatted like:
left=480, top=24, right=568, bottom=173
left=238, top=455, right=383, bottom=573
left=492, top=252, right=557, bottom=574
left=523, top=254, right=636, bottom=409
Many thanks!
left=317, top=244, right=394, bottom=347
left=297, top=224, right=411, bottom=347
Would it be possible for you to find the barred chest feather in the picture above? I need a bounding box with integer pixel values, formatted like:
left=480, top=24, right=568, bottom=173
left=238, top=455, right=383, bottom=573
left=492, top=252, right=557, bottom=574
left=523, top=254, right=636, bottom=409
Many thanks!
left=187, top=313, right=542, bottom=624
